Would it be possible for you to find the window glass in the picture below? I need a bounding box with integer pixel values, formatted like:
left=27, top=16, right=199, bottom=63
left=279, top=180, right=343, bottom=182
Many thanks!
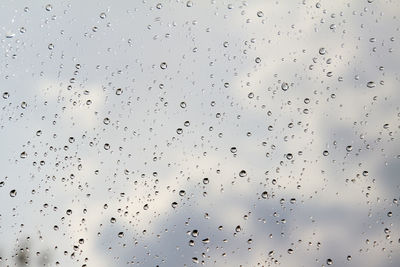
left=0, top=0, right=399, bottom=266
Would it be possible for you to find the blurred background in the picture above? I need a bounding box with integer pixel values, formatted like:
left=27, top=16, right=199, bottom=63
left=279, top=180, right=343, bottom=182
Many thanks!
left=0, top=0, right=399, bottom=266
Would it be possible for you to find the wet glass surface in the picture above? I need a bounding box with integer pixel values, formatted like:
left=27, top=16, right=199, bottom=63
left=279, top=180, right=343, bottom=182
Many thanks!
left=0, top=0, right=399, bottom=266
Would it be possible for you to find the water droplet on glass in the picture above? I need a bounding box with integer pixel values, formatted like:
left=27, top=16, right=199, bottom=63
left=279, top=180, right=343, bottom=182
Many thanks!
left=262, top=191, right=268, bottom=199
left=281, top=82, right=289, bottom=91
left=239, top=170, right=247, bottom=177
left=367, top=81, right=376, bottom=88
left=10, top=189, right=17, bottom=197
left=5, top=32, right=15, bottom=38
left=191, top=229, right=198, bottom=237
left=202, top=238, right=210, bottom=244
left=160, top=62, right=167, bottom=69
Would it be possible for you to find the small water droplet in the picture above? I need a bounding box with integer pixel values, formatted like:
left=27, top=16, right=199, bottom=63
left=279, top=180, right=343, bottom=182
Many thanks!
left=191, top=229, right=199, bottom=237
left=10, top=189, right=17, bottom=197
left=261, top=191, right=268, bottom=199
left=367, top=81, right=376, bottom=88
left=202, top=238, right=210, bottom=244
left=45, top=4, right=52, bottom=11
left=160, top=62, right=167, bottom=69
left=5, top=32, right=15, bottom=38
